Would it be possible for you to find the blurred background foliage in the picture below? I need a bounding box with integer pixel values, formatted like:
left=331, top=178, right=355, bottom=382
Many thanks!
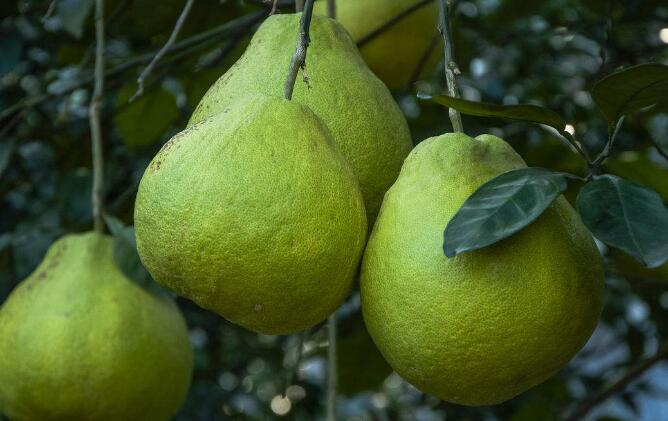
left=1, top=0, right=668, bottom=420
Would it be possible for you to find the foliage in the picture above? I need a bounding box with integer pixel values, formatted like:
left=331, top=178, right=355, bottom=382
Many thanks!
left=1, top=0, right=668, bottom=420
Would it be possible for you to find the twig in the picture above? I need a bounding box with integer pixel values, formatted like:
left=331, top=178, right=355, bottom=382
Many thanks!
left=649, top=138, right=668, bottom=161
left=131, top=0, right=195, bottom=102
left=0, top=11, right=266, bottom=122
left=89, top=0, right=105, bottom=233
left=591, top=116, right=625, bottom=168
left=41, top=0, right=57, bottom=22
left=357, top=0, right=433, bottom=48
left=326, top=314, right=338, bottom=421
left=564, top=341, right=668, bottom=421
left=284, top=0, right=315, bottom=100
left=295, top=0, right=304, bottom=12
left=327, top=0, right=335, bottom=19
left=0, top=110, right=27, bottom=140
left=270, top=0, right=279, bottom=14
left=438, top=0, right=463, bottom=132
left=598, top=0, right=614, bottom=77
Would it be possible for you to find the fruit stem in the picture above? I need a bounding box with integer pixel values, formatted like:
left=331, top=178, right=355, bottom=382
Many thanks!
left=89, top=0, right=105, bottom=233
left=326, top=314, right=338, bottom=421
left=284, top=0, right=315, bottom=100
left=326, top=0, right=336, bottom=19
left=438, top=0, right=464, bottom=133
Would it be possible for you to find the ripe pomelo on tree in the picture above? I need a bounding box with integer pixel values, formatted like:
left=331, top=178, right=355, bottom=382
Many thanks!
left=190, top=13, right=413, bottom=224
left=361, top=133, right=604, bottom=405
left=0, top=232, right=193, bottom=421
left=314, top=0, right=440, bottom=90
left=135, top=95, right=367, bottom=335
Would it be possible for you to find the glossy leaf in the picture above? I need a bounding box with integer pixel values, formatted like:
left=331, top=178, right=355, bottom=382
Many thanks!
left=417, top=91, right=568, bottom=132
left=444, top=167, right=571, bottom=257
left=576, top=175, right=668, bottom=268
left=592, top=63, right=668, bottom=124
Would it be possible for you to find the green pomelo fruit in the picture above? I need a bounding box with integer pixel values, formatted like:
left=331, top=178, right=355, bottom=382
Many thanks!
left=135, top=95, right=367, bottom=335
left=314, top=0, right=440, bottom=90
left=0, top=232, right=193, bottom=421
left=189, top=13, right=413, bottom=224
left=361, top=133, right=604, bottom=405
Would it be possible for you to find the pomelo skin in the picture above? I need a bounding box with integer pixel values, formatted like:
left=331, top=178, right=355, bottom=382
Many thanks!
left=314, top=0, right=440, bottom=90
left=0, top=232, right=193, bottom=421
left=361, top=133, right=605, bottom=406
left=189, top=14, right=413, bottom=224
left=135, top=95, right=367, bottom=335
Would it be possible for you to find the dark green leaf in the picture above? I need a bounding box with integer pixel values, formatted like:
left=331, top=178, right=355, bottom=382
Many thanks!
left=576, top=175, right=668, bottom=268
left=417, top=91, right=567, bottom=132
left=114, top=83, right=179, bottom=150
left=592, top=63, right=668, bottom=124
left=104, top=215, right=151, bottom=285
left=57, top=0, right=95, bottom=39
left=444, top=167, right=571, bottom=257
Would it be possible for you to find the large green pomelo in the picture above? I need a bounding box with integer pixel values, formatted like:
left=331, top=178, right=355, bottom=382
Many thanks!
left=361, top=133, right=604, bottom=405
left=189, top=13, right=413, bottom=224
left=135, top=95, right=367, bottom=335
left=314, top=0, right=440, bottom=90
left=0, top=232, right=193, bottom=421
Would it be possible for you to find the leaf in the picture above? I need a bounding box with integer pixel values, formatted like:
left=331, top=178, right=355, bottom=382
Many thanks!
left=417, top=91, right=568, bottom=132
left=576, top=175, right=668, bottom=268
left=114, top=83, right=179, bottom=150
left=592, top=63, right=668, bottom=124
left=444, top=168, right=572, bottom=257
left=104, top=215, right=151, bottom=286
left=56, top=0, right=95, bottom=39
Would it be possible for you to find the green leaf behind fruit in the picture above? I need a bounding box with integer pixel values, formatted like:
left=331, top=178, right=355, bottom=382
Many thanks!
left=576, top=174, right=668, bottom=268
left=417, top=91, right=567, bottom=132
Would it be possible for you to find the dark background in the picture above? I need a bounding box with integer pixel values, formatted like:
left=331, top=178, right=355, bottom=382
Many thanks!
left=1, top=0, right=668, bottom=419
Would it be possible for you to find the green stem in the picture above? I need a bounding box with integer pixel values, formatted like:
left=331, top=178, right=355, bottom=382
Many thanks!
left=89, top=0, right=105, bottom=233
left=591, top=116, right=625, bottom=169
left=438, top=0, right=463, bottom=132
left=284, top=0, right=316, bottom=100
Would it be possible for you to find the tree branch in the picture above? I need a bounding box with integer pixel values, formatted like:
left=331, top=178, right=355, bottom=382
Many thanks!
left=284, top=0, right=315, bottom=100
left=438, top=0, right=463, bottom=132
left=89, top=0, right=105, bottom=233
left=0, top=11, right=267, bottom=122
left=131, top=0, right=195, bottom=102
left=326, top=314, right=338, bottom=421
left=564, top=341, right=668, bottom=421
